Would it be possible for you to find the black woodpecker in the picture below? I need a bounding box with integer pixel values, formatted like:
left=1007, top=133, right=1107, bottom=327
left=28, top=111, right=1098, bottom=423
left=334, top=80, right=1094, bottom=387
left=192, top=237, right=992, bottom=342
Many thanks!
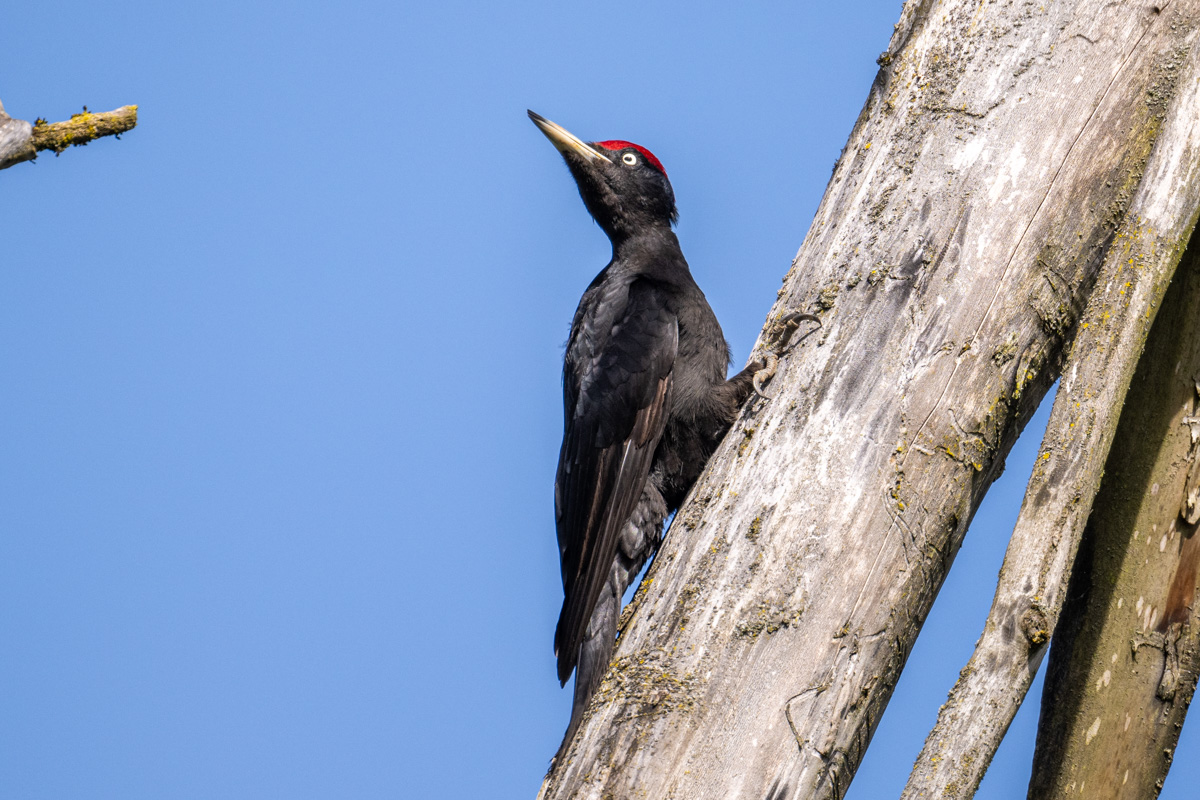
left=529, top=111, right=811, bottom=751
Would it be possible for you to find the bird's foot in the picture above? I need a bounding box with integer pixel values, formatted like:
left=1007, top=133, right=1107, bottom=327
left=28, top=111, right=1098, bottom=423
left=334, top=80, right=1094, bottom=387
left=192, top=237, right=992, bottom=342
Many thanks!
left=752, top=352, right=780, bottom=398
left=751, top=311, right=821, bottom=399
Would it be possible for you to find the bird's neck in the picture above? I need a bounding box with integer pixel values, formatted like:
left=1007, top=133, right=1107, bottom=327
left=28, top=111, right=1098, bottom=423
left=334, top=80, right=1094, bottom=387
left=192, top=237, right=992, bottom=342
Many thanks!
left=610, top=224, right=684, bottom=268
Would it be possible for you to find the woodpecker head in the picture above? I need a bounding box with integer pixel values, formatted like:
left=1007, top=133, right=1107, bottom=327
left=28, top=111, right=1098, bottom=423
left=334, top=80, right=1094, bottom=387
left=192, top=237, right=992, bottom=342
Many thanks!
left=529, top=110, right=677, bottom=241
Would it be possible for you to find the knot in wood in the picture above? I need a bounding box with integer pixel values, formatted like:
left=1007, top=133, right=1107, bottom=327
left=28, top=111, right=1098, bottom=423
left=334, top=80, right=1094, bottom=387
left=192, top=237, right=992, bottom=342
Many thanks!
left=1019, top=605, right=1050, bottom=647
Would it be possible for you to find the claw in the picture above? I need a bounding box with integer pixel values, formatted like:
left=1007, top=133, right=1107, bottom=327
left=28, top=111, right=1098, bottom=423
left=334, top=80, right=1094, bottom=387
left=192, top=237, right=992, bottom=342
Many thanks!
left=752, top=352, right=779, bottom=399
left=771, top=312, right=822, bottom=352
left=751, top=312, right=821, bottom=400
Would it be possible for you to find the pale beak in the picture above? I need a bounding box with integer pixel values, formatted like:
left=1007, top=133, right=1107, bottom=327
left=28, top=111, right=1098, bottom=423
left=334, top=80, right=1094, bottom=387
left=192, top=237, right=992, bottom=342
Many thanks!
left=528, top=110, right=612, bottom=165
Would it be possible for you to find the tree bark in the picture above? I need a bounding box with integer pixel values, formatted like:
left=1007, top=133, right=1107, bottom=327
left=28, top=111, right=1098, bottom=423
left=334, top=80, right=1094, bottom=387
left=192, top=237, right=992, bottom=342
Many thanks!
left=539, top=1, right=1200, bottom=798
left=901, top=21, right=1200, bottom=797
left=0, top=99, right=35, bottom=169
left=0, top=99, right=137, bottom=170
left=1025, top=238, right=1200, bottom=798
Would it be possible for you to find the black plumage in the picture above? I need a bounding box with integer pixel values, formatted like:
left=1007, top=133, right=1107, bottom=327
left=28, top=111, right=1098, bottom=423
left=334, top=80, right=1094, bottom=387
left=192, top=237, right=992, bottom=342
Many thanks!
left=529, top=111, right=785, bottom=749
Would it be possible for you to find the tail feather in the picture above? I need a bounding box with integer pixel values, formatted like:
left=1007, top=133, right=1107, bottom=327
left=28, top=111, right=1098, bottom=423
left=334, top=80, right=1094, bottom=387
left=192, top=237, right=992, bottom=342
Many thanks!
left=560, top=581, right=620, bottom=754
left=554, top=483, right=666, bottom=760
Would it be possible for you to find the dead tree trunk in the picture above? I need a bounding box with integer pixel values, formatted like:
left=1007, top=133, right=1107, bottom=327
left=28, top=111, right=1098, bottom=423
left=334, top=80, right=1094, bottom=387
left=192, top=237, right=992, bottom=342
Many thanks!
left=900, top=16, right=1200, bottom=795
left=539, top=2, right=1200, bottom=798
left=1026, top=239, right=1200, bottom=798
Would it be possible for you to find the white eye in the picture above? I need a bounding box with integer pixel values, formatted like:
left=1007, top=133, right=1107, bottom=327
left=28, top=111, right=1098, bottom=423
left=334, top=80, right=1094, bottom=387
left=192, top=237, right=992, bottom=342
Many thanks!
left=622, top=153, right=638, bottom=165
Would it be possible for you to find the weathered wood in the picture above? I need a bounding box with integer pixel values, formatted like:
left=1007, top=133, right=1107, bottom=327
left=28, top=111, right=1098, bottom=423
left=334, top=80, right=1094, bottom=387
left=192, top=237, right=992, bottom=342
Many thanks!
left=0, top=99, right=35, bottom=169
left=538, top=2, right=1200, bottom=798
left=0, top=99, right=137, bottom=170
left=1025, top=242, right=1200, bottom=799
left=901, top=23, right=1200, bottom=798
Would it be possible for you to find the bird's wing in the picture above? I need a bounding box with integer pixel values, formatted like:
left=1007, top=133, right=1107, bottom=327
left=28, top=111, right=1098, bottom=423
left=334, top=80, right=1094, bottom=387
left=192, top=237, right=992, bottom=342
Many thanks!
left=554, top=277, right=677, bottom=685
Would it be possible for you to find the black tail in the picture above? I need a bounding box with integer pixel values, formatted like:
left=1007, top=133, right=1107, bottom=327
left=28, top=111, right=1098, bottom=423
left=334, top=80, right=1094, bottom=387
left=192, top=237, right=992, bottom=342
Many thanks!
left=554, top=483, right=667, bottom=760
left=557, top=579, right=620, bottom=759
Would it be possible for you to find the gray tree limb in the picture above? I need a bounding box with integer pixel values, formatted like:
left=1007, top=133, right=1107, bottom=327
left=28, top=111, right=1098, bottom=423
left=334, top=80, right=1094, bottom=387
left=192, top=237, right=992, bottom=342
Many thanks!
left=0, top=99, right=34, bottom=169
left=901, top=19, right=1200, bottom=798
left=1026, top=241, right=1200, bottom=798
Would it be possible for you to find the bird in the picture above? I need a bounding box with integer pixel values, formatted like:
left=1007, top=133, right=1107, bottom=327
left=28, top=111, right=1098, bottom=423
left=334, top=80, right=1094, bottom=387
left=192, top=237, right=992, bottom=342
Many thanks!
left=529, top=110, right=816, bottom=753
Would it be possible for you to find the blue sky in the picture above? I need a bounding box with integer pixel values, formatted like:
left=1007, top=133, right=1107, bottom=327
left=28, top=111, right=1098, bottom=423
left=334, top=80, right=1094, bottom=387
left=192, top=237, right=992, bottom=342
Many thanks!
left=1, top=2, right=1194, bottom=798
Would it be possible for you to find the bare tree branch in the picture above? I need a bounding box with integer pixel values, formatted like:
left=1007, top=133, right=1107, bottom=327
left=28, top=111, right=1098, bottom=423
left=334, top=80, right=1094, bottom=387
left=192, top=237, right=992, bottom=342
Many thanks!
left=1025, top=243, right=1200, bottom=799
left=0, top=99, right=137, bottom=170
left=901, top=27, right=1200, bottom=789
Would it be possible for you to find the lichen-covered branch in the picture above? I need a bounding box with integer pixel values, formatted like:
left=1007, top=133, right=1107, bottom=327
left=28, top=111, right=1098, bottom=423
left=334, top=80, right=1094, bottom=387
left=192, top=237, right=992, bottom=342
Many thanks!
left=539, top=2, right=1200, bottom=799
left=1026, top=239, right=1200, bottom=799
left=0, top=99, right=137, bottom=170
left=31, top=105, right=138, bottom=154
left=900, top=25, right=1200, bottom=798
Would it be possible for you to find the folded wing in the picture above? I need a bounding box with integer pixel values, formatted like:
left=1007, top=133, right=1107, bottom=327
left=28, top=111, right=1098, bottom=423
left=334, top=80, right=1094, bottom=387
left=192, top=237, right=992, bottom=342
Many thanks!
left=554, top=277, right=677, bottom=685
